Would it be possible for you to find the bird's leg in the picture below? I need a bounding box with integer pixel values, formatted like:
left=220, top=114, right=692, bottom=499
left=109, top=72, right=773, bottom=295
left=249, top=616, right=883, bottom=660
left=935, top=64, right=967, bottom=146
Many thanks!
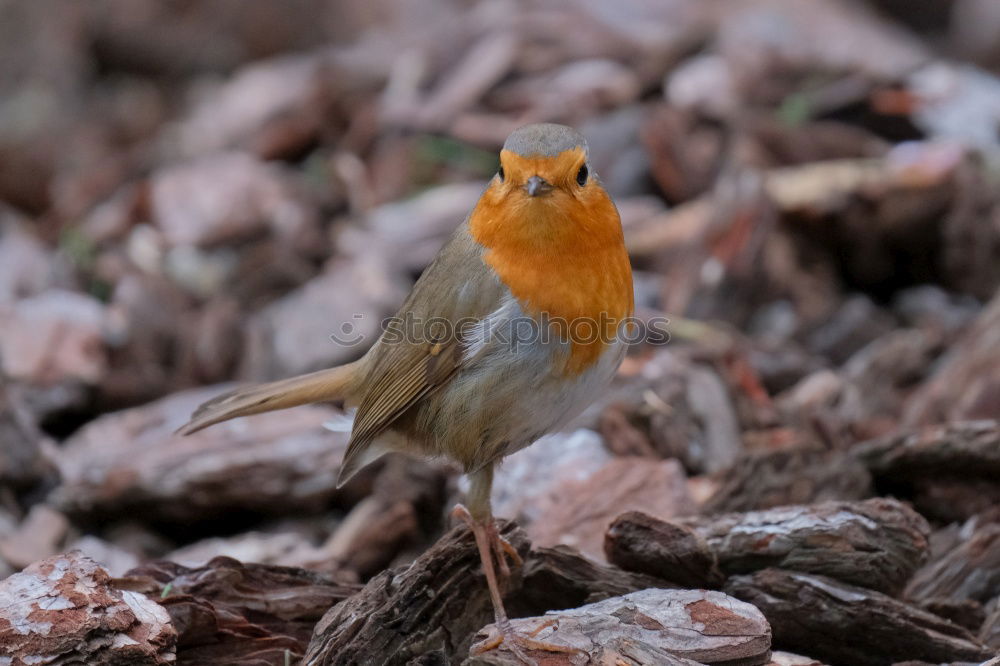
left=456, top=466, right=581, bottom=664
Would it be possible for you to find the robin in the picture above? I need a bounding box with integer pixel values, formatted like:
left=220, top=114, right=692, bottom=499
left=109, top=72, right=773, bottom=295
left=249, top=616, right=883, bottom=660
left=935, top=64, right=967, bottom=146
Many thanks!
left=178, top=123, right=634, bottom=661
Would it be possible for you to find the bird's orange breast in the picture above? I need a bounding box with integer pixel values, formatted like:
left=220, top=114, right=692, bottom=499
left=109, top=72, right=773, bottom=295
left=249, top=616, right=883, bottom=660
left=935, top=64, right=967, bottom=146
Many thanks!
left=468, top=165, right=633, bottom=376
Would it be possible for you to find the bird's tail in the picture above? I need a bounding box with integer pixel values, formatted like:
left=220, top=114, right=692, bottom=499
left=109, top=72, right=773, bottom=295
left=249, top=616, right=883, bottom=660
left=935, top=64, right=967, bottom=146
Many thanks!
left=176, top=360, right=365, bottom=436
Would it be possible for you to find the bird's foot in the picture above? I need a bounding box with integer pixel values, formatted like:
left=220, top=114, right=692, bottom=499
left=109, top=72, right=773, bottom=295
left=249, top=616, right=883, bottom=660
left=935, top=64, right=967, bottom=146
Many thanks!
left=451, top=504, right=522, bottom=580
left=471, top=618, right=580, bottom=665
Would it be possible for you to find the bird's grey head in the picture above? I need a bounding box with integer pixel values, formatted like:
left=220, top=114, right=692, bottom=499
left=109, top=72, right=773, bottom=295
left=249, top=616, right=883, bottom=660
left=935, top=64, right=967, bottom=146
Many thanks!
left=502, top=123, right=588, bottom=159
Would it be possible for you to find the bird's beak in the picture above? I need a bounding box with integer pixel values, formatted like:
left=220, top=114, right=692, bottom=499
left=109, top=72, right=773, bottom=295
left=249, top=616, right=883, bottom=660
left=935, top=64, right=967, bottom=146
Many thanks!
left=524, top=175, right=553, bottom=197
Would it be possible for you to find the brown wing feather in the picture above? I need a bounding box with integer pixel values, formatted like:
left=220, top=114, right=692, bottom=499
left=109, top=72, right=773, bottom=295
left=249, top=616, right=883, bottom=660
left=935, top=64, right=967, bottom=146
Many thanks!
left=336, top=224, right=503, bottom=484
left=348, top=340, right=462, bottom=449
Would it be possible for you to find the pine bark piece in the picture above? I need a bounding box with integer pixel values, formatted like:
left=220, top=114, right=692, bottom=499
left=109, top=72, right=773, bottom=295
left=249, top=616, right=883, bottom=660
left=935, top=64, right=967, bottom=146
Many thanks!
left=242, top=256, right=409, bottom=378
left=118, top=556, right=360, bottom=666
left=0, top=504, right=69, bottom=569
left=702, top=447, right=872, bottom=514
left=724, top=569, right=993, bottom=666
left=589, top=352, right=745, bottom=476
left=150, top=152, right=319, bottom=248
left=0, top=289, right=111, bottom=386
left=607, top=499, right=930, bottom=595
left=855, top=421, right=1000, bottom=476
left=853, top=420, right=1000, bottom=522
left=467, top=588, right=771, bottom=666
left=304, top=523, right=531, bottom=665
left=526, top=456, right=694, bottom=561
left=304, top=525, right=671, bottom=665
left=315, top=456, right=447, bottom=578
left=981, top=602, right=1000, bottom=650
left=688, top=498, right=930, bottom=595
left=906, top=523, right=1000, bottom=604
left=48, top=386, right=349, bottom=522
left=903, top=291, right=1000, bottom=426
left=604, top=511, right=724, bottom=588
left=0, top=551, right=176, bottom=665
left=916, top=598, right=986, bottom=632
left=515, top=544, right=679, bottom=616
left=767, top=652, right=827, bottom=666
left=489, top=430, right=613, bottom=526
left=470, top=644, right=705, bottom=666
left=0, top=383, right=54, bottom=489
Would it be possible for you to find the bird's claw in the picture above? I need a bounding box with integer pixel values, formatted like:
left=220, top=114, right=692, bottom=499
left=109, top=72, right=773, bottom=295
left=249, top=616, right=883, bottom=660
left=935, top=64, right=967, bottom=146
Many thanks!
left=471, top=618, right=581, bottom=665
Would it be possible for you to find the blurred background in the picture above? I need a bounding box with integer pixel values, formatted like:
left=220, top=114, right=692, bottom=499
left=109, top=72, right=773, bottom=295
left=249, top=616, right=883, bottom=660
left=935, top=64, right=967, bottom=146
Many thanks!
left=0, top=0, right=999, bottom=660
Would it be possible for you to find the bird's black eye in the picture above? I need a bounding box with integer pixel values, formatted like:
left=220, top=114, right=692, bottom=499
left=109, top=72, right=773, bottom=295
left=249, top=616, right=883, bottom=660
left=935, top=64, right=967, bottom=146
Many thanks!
left=497, top=166, right=505, bottom=182
left=576, top=164, right=589, bottom=186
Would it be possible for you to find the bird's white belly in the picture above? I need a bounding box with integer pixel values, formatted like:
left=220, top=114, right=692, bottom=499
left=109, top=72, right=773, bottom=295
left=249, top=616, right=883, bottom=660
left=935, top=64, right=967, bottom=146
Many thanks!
left=422, top=294, right=627, bottom=469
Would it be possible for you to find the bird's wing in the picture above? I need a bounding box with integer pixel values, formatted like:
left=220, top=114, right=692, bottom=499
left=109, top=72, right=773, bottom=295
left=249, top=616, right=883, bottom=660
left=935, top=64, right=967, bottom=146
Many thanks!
left=337, top=224, right=503, bottom=483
